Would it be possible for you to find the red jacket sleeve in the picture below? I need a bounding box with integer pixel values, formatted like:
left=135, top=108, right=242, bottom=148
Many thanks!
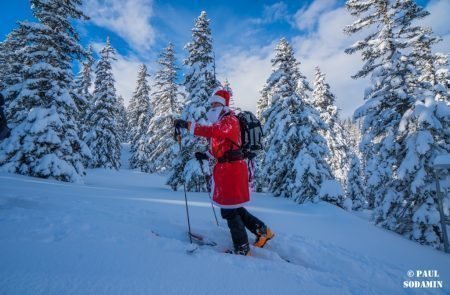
left=193, top=116, right=234, bottom=140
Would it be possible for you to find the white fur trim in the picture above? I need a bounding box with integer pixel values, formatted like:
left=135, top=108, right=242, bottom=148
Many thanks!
left=189, top=121, right=195, bottom=135
left=208, top=95, right=226, bottom=106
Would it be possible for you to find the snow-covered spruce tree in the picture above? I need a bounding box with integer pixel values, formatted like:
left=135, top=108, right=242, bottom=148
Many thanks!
left=256, top=42, right=312, bottom=124
left=392, top=27, right=450, bottom=248
left=0, top=25, right=32, bottom=121
left=345, top=0, right=414, bottom=210
left=394, top=91, right=449, bottom=248
left=260, top=39, right=345, bottom=207
left=257, top=42, right=311, bottom=123
left=116, top=95, right=128, bottom=143
left=0, top=38, right=11, bottom=94
left=311, top=67, right=353, bottom=191
left=411, top=29, right=449, bottom=104
left=433, top=52, right=449, bottom=103
left=73, top=44, right=94, bottom=139
left=256, top=88, right=269, bottom=124
left=342, top=118, right=362, bottom=157
left=126, top=94, right=137, bottom=133
left=0, top=44, right=5, bottom=92
left=128, top=64, right=153, bottom=171
left=167, top=11, right=220, bottom=191
left=85, top=38, right=121, bottom=170
left=256, top=39, right=312, bottom=192
left=146, top=43, right=182, bottom=173
left=346, top=153, right=366, bottom=210
left=223, top=79, right=240, bottom=112
left=296, top=67, right=313, bottom=107
left=341, top=117, right=367, bottom=210
left=0, top=0, right=89, bottom=183
left=345, top=0, right=449, bottom=247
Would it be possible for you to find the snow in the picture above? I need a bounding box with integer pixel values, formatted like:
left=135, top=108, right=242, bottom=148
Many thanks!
left=318, top=179, right=343, bottom=199
left=0, top=145, right=449, bottom=294
left=434, top=154, right=450, bottom=168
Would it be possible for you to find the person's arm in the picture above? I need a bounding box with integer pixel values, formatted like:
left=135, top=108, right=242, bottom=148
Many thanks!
left=190, top=117, right=234, bottom=140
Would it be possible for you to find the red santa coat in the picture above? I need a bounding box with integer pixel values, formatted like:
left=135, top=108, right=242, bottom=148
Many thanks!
left=190, top=110, right=250, bottom=208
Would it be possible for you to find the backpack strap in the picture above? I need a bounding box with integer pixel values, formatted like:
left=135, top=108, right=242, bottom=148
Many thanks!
left=219, top=110, right=241, bottom=149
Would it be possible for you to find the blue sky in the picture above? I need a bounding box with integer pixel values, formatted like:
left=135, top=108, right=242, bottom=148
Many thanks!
left=2, top=0, right=448, bottom=118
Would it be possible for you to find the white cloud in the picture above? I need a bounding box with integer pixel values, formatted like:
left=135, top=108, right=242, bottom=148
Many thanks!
left=251, top=2, right=290, bottom=25
left=218, top=5, right=365, bottom=119
left=84, top=0, right=155, bottom=53
left=112, top=55, right=144, bottom=105
left=216, top=45, right=275, bottom=113
left=218, top=0, right=449, bottom=120
left=294, top=0, right=338, bottom=31
left=292, top=6, right=368, bottom=119
left=421, top=0, right=450, bottom=53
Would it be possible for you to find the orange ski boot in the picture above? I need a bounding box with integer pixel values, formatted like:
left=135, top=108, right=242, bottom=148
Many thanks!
left=254, top=226, right=274, bottom=248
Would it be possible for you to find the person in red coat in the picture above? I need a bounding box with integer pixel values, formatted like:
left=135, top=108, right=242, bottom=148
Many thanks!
left=174, top=89, right=274, bottom=256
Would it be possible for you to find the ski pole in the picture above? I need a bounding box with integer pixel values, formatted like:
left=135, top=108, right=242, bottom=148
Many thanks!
left=175, top=127, right=193, bottom=244
left=197, top=158, right=219, bottom=227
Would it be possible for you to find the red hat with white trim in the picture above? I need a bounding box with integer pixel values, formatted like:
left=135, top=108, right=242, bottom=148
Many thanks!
left=209, top=90, right=231, bottom=106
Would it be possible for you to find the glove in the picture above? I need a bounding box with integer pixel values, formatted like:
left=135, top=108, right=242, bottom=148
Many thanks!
left=174, top=119, right=189, bottom=129
left=195, top=152, right=209, bottom=161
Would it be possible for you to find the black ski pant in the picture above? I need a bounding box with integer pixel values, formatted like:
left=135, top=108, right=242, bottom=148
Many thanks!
left=220, top=207, right=265, bottom=249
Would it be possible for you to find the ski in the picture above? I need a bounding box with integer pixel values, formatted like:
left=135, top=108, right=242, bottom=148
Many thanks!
left=188, top=232, right=217, bottom=247
left=186, top=232, right=217, bottom=254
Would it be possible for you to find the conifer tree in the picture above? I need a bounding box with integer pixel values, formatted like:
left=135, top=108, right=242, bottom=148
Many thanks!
left=116, top=95, right=128, bottom=143
left=223, top=79, right=240, bottom=112
left=256, top=39, right=311, bottom=193
left=128, top=64, right=153, bottom=171
left=261, top=39, right=342, bottom=206
left=342, top=118, right=362, bottom=158
left=346, top=153, right=366, bottom=210
left=73, top=45, right=94, bottom=140
left=394, top=27, right=449, bottom=248
left=311, top=67, right=352, bottom=191
left=85, top=38, right=121, bottom=170
left=147, top=43, right=181, bottom=173
left=345, top=0, right=449, bottom=247
left=167, top=11, right=219, bottom=191
left=0, top=26, right=28, bottom=119
left=127, top=94, right=138, bottom=134
left=0, top=0, right=89, bottom=182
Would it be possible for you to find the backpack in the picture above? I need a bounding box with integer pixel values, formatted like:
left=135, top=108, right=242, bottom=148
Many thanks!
left=236, top=111, right=263, bottom=160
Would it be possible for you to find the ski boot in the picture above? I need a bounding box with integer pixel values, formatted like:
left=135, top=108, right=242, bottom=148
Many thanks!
left=226, top=242, right=251, bottom=256
left=254, top=225, right=274, bottom=248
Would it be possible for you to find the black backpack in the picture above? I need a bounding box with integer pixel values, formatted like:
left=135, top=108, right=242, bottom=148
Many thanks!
left=236, top=111, right=263, bottom=159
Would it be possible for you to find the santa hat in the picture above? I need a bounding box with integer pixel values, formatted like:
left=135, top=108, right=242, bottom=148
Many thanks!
left=209, top=90, right=231, bottom=106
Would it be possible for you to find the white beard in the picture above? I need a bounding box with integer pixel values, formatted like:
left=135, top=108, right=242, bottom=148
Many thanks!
left=206, top=106, right=224, bottom=124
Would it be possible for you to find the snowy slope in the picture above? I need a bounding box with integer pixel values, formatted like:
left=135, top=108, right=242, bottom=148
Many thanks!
left=1, top=145, right=449, bottom=295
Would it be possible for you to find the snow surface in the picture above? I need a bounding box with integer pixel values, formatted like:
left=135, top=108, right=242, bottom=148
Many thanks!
left=1, top=144, right=449, bottom=295
left=435, top=154, right=450, bottom=168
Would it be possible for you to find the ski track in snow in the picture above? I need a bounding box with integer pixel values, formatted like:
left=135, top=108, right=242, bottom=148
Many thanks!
left=0, top=146, right=449, bottom=294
